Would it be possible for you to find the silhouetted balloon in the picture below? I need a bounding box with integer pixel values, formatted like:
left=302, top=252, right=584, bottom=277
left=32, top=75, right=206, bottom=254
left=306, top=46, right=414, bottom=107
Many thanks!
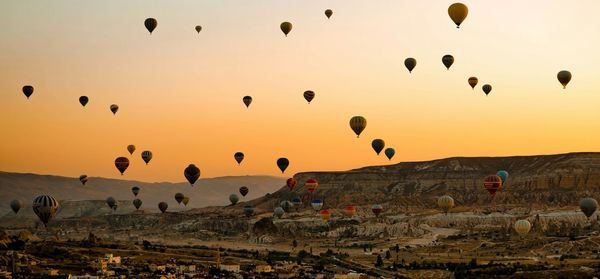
left=514, top=220, right=531, bottom=236
left=384, top=148, right=395, bottom=160
left=311, top=199, right=323, bottom=211
left=131, top=186, right=140, bottom=196
left=145, top=18, right=157, bottom=34
left=483, top=175, right=502, bottom=195
left=229, top=194, right=239, bottom=205
left=482, top=84, right=492, bottom=95
left=277, top=158, right=289, bottom=173
left=468, top=77, right=478, bottom=89
left=234, top=152, right=245, bottom=165
left=448, top=3, right=468, bottom=28
left=184, top=164, right=201, bottom=186
left=304, top=90, right=315, bottom=104
left=158, top=202, right=168, bottom=213
left=195, top=25, right=202, bottom=33
left=175, top=193, right=184, bottom=204
left=182, top=197, right=189, bottom=206
left=243, top=96, right=252, bottom=108
left=325, top=9, right=333, bottom=19
left=114, top=157, right=130, bottom=175
left=110, top=104, right=119, bottom=115
left=280, top=200, right=293, bottom=212
left=79, top=175, right=88, bottom=185
left=344, top=205, right=356, bottom=218
left=371, top=204, right=383, bottom=217
left=32, top=195, right=59, bottom=226
left=404, top=58, right=417, bottom=73
left=280, top=22, right=292, bottom=36
left=580, top=198, right=598, bottom=218
left=22, top=85, right=34, bottom=99
left=141, top=151, right=153, bottom=165
left=127, top=145, right=136, bottom=155
left=239, top=186, right=249, bottom=197
left=557, top=70, right=572, bottom=89
left=10, top=200, right=21, bottom=214
left=274, top=207, right=285, bottom=218
left=106, top=197, right=117, bottom=211
left=437, top=195, right=455, bottom=213
left=442, top=55, right=454, bottom=70
left=286, top=178, right=297, bottom=191
left=79, top=96, right=89, bottom=107
left=349, top=116, right=367, bottom=137
left=371, top=139, right=385, bottom=155
left=320, top=209, right=331, bottom=222
left=305, top=178, right=318, bottom=193
left=133, top=199, right=142, bottom=210
left=243, top=204, right=254, bottom=217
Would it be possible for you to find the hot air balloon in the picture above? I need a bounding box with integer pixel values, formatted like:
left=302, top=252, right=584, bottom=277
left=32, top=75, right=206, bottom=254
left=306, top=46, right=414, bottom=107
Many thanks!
left=274, top=207, right=285, bottom=218
left=234, top=152, right=245, bottom=165
left=239, top=186, right=249, bottom=197
left=371, top=204, right=383, bottom=217
left=133, top=199, right=142, bottom=210
left=320, top=209, right=331, bottom=222
left=580, top=198, right=598, bottom=218
left=79, top=96, right=89, bottom=107
left=277, top=158, right=289, bottom=173
left=175, top=193, right=185, bottom=204
left=287, top=178, right=297, bottom=191
left=114, top=157, right=130, bottom=175
left=131, top=186, right=140, bottom=196
left=79, top=175, right=88, bottom=185
left=305, top=178, right=318, bottom=193
left=325, top=9, right=333, bottom=19
left=110, top=104, right=119, bottom=115
left=106, top=197, right=117, bottom=211
left=483, top=175, right=502, bottom=195
left=344, top=205, right=356, bottom=218
left=292, top=196, right=302, bottom=206
left=182, top=196, right=190, bottom=206
left=127, top=145, right=136, bottom=155
left=304, top=90, right=315, bottom=104
left=437, top=195, right=455, bottom=214
left=141, top=151, right=153, bottom=165
left=195, top=25, right=202, bottom=33
left=311, top=199, right=323, bottom=211
left=144, top=18, right=157, bottom=34
left=32, top=195, right=59, bottom=227
left=280, top=200, right=293, bottom=212
left=280, top=22, right=292, bottom=36
left=22, top=85, right=34, bottom=99
left=243, top=204, right=254, bottom=217
left=158, top=202, right=168, bottom=213
left=514, top=220, right=531, bottom=236
left=482, top=84, right=492, bottom=96
left=468, top=77, right=478, bottom=89
left=371, top=139, right=385, bottom=155
left=496, top=170, right=509, bottom=185
left=442, top=55, right=454, bottom=70
left=404, top=58, right=417, bottom=73
left=384, top=148, right=395, bottom=160
left=349, top=116, right=367, bottom=137
left=448, top=3, right=468, bottom=28
left=10, top=200, right=21, bottom=214
left=557, top=70, right=572, bottom=89
left=243, top=96, right=252, bottom=108
left=184, top=164, right=201, bottom=186
left=229, top=194, right=239, bottom=205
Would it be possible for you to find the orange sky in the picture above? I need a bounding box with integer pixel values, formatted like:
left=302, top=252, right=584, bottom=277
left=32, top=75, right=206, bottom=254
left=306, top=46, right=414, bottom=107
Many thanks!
left=1, top=1, right=600, bottom=182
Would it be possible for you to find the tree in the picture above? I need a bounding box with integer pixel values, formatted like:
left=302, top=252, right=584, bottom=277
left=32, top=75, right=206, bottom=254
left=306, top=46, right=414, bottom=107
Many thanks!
left=292, top=239, right=298, bottom=249
left=375, top=255, right=384, bottom=267
left=395, top=244, right=400, bottom=253
left=385, top=250, right=391, bottom=260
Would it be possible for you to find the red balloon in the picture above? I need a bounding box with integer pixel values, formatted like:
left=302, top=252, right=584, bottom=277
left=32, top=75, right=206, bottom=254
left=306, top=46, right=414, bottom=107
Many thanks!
left=305, top=178, right=318, bottom=193
left=114, top=157, right=130, bottom=175
left=483, top=175, right=502, bottom=195
left=158, top=202, right=168, bottom=213
left=286, top=178, right=297, bottom=191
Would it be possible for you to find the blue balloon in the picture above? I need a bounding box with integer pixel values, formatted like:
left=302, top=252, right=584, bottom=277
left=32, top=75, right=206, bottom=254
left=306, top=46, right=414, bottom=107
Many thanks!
left=384, top=148, right=395, bottom=160
left=496, top=170, right=509, bottom=185
left=311, top=199, right=323, bottom=211
left=292, top=196, right=302, bottom=206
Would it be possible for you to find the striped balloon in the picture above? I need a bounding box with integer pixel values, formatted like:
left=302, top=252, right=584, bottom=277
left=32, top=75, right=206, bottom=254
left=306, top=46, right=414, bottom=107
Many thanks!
left=349, top=116, right=367, bottom=137
left=514, top=220, right=531, bottom=236
left=303, top=90, right=315, bottom=104
left=483, top=175, right=502, bottom=195
left=141, top=150, right=153, bottom=164
left=437, top=195, right=455, bottom=213
left=305, top=178, right=318, bottom=193
left=371, top=204, right=383, bottom=217
left=320, top=209, right=331, bottom=222
left=32, top=195, right=59, bottom=227
left=311, top=199, right=323, bottom=211
left=344, top=205, right=356, bottom=218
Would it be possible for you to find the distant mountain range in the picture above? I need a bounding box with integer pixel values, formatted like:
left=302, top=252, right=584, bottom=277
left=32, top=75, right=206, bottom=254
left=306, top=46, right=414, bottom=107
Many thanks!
left=0, top=171, right=286, bottom=216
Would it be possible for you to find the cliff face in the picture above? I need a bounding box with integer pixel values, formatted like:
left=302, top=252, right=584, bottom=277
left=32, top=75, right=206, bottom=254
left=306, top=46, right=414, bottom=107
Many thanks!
left=255, top=152, right=600, bottom=209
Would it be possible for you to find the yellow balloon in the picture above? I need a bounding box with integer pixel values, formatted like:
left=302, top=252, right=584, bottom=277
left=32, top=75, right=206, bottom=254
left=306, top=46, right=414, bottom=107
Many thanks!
left=437, top=195, right=455, bottom=213
left=514, top=219, right=531, bottom=236
left=448, top=3, right=468, bottom=28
